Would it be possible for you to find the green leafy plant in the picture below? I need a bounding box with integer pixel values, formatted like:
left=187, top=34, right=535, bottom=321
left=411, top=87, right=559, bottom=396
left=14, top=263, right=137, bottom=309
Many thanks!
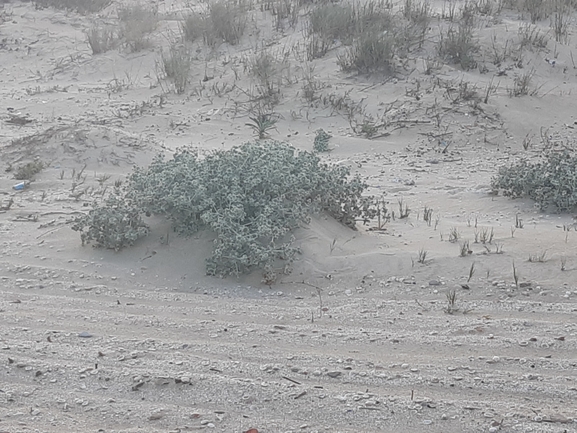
left=246, top=113, right=279, bottom=139
left=74, top=141, right=376, bottom=278
left=87, top=26, right=117, bottom=54
left=71, top=192, right=149, bottom=251
left=492, top=151, right=577, bottom=211
left=313, top=129, right=331, bottom=152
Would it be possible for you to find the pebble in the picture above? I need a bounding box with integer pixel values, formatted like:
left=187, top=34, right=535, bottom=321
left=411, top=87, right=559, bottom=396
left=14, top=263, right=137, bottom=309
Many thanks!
left=327, top=371, right=342, bottom=378
left=78, top=332, right=93, bottom=338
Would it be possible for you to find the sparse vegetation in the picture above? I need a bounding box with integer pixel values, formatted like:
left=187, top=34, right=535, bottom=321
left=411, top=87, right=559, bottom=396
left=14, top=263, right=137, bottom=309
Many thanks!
left=337, top=30, right=396, bottom=75
left=518, top=23, right=548, bottom=50
left=14, top=160, right=45, bottom=180
left=467, top=262, right=475, bottom=282
left=444, top=289, right=459, bottom=314
left=460, top=240, right=471, bottom=256
left=523, top=0, right=547, bottom=23
left=512, top=260, right=519, bottom=288
left=448, top=227, right=460, bottom=242
left=398, top=198, right=411, bottom=219
left=118, top=4, right=158, bottom=53
left=207, top=0, right=247, bottom=46
left=509, top=69, right=536, bottom=97
left=248, top=49, right=288, bottom=106
left=87, top=26, right=117, bottom=55
left=181, top=12, right=204, bottom=43
left=417, top=248, right=428, bottom=264
left=437, top=22, right=480, bottom=70
left=528, top=250, right=547, bottom=262
left=160, top=43, right=192, bottom=94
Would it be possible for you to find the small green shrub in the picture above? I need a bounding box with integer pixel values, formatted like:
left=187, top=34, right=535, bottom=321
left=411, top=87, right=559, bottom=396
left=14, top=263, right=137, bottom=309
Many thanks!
left=181, top=12, right=204, bottom=43
left=14, top=160, right=45, bottom=180
left=313, top=129, right=331, bottom=152
left=72, top=193, right=149, bottom=251
left=492, top=151, right=577, bottom=211
left=74, top=141, right=376, bottom=277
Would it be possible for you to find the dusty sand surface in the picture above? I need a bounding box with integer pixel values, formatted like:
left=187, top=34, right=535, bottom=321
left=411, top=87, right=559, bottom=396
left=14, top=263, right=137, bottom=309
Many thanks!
left=1, top=0, right=577, bottom=432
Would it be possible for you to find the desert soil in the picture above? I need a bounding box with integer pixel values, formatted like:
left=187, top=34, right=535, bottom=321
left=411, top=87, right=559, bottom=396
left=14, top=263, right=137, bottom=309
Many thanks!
left=1, top=0, right=577, bottom=432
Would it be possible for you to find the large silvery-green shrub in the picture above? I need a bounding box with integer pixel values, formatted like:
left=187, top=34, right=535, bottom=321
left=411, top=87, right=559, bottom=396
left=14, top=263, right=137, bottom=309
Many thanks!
left=491, top=151, right=577, bottom=211
left=74, top=141, right=375, bottom=277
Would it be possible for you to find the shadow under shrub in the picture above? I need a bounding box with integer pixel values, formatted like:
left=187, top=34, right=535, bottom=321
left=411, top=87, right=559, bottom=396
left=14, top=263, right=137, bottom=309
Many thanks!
left=491, top=151, right=577, bottom=211
left=73, top=141, right=375, bottom=277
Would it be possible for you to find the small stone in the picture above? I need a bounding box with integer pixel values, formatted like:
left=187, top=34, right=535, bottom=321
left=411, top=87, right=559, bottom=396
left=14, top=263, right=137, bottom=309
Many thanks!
left=429, top=280, right=441, bottom=286
left=327, top=371, right=342, bottom=378
left=78, top=332, right=93, bottom=338
left=423, top=419, right=432, bottom=425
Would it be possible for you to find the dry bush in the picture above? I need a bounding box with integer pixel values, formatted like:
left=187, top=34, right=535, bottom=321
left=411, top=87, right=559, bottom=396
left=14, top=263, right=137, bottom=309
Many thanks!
left=118, top=4, right=158, bottom=53
left=34, top=0, right=110, bottom=14
left=508, top=68, right=536, bottom=96
left=305, top=32, right=333, bottom=60
left=308, top=0, right=398, bottom=72
left=160, top=43, right=192, bottom=94
left=207, top=0, right=247, bottom=46
left=518, top=22, right=548, bottom=49
left=308, top=3, right=356, bottom=45
left=437, top=22, right=480, bottom=70
left=181, top=12, right=204, bottom=43
left=262, top=0, right=301, bottom=30
left=550, top=0, right=571, bottom=43
left=522, top=0, right=548, bottom=23
left=337, top=30, right=396, bottom=75
left=87, top=26, right=117, bottom=54
left=247, top=49, right=292, bottom=106
left=401, top=0, right=433, bottom=49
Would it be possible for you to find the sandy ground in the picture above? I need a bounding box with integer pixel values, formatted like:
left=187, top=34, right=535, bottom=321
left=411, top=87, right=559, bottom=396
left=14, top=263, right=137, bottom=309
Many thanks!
left=1, top=0, right=577, bottom=432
